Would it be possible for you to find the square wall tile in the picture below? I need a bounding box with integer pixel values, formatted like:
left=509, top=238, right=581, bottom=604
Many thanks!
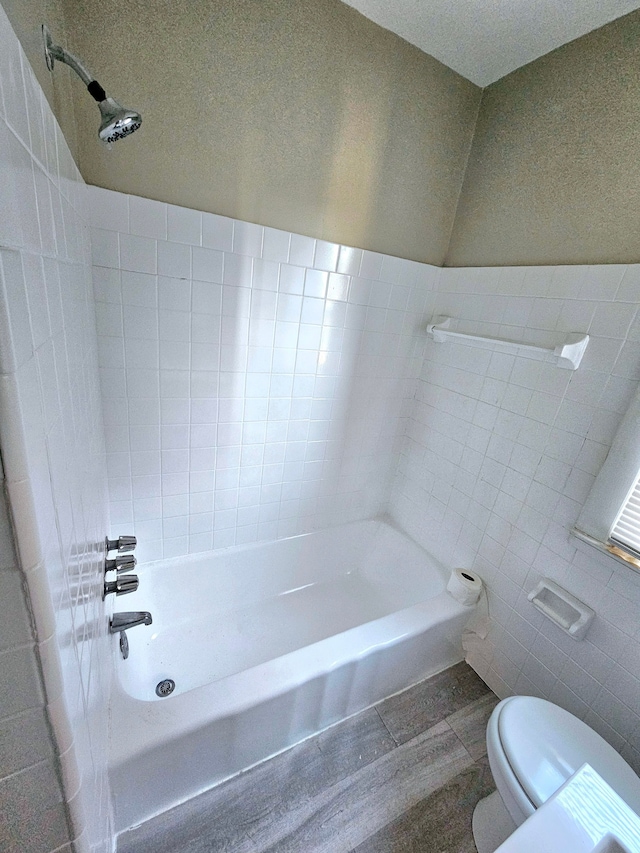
left=130, top=195, right=167, bottom=240
left=120, top=233, right=157, bottom=274
left=168, top=204, right=201, bottom=245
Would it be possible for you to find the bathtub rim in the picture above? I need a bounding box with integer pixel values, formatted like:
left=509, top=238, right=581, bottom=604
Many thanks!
left=134, top=515, right=391, bottom=574
left=109, top=588, right=471, bottom=768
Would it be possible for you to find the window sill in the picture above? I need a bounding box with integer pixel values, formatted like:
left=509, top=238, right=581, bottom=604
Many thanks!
left=571, top=527, right=640, bottom=574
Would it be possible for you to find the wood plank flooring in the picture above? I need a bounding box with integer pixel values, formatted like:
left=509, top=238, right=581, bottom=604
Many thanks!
left=118, top=662, right=498, bottom=853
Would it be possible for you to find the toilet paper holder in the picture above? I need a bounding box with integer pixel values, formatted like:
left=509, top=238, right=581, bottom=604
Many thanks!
left=527, top=578, right=594, bottom=640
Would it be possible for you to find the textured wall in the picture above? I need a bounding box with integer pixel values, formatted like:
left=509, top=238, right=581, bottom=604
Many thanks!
left=10, top=1, right=640, bottom=270
left=90, top=187, right=433, bottom=562
left=447, top=10, right=640, bottom=267
left=62, top=0, right=479, bottom=265
left=0, top=7, right=112, bottom=851
left=390, top=263, right=640, bottom=771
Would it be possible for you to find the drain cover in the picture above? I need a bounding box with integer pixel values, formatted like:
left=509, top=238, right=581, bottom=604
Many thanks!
left=155, top=679, right=175, bottom=697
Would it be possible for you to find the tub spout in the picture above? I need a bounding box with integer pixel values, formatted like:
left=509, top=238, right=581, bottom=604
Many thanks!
left=110, top=611, right=152, bottom=633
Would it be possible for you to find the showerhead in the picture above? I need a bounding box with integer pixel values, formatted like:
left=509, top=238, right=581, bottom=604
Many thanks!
left=98, top=98, right=142, bottom=144
left=43, top=25, right=142, bottom=145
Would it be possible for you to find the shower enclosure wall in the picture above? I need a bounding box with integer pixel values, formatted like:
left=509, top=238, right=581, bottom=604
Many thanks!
left=391, top=263, right=640, bottom=770
left=89, top=186, right=435, bottom=561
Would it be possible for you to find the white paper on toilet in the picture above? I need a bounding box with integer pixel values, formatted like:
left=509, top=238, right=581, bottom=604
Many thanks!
left=447, top=568, right=489, bottom=641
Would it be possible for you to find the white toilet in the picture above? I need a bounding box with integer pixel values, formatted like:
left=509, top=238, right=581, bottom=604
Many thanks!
left=473, top=695, right=640, bottom=853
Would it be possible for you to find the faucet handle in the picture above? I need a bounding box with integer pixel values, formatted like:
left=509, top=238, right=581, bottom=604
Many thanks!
left=104, top=573, right=139, bottom=597
left=105, top=554, right=137, bottom=573
left=105, top=535, right=137, bottom=554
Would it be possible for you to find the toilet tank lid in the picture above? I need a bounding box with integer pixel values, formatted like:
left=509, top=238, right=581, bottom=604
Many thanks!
left=498, top=696, right=640, bottom=813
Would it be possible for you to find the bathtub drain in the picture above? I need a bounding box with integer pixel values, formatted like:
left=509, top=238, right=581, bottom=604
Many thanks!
left=155, top=679, right=175, bottom=697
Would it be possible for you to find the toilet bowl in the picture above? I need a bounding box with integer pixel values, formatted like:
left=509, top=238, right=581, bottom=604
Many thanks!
left=472, top=695, right=640, bottom=853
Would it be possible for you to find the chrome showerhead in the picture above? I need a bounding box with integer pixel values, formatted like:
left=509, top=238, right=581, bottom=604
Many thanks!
left=43, top=25, right=142, bottom=146
left=98, top=97, right=142, bottom=144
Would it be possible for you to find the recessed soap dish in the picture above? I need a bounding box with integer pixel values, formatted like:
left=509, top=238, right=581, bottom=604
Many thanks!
left=527, top=579, right=595, bottom=641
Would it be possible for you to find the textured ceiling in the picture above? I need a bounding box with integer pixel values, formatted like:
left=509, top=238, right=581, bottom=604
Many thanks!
left=341, top=0, right=640, bottom=85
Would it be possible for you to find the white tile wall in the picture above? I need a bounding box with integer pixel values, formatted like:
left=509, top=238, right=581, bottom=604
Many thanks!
left=390, top=264, right=640, bottom=772
left=0, top=7, right=112, bottom=852
left=90, top=188, right=435, bottom=562
left=0, top=473, right=73, bottom=853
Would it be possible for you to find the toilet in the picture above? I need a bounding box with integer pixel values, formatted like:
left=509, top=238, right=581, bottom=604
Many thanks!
left=472, top=695, right=640, bottom=853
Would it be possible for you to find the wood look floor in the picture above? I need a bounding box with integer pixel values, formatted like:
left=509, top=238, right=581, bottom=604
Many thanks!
left=118, top=663, right=498, bottom=853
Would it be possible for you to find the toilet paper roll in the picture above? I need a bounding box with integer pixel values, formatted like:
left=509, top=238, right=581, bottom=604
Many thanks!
left=447, top=568, right=483, bottom=607
left=464, top=586, right=489, bottom=642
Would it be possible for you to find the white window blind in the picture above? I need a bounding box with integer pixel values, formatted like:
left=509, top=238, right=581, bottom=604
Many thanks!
left=609, top=470, right=640, bottom=557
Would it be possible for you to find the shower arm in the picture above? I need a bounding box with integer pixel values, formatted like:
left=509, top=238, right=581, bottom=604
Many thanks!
left=43, top=25, right=107, bottom=104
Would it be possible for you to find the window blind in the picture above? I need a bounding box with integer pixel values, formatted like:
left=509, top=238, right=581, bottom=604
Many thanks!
left=609, top=471, right=640, bottom=558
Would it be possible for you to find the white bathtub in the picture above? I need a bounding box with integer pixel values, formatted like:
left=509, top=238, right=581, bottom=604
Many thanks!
left=109, top=519, right=471, bottom=833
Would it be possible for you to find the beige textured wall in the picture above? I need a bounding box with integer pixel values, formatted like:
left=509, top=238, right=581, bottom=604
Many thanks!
left=9, top=1, right=640, bottom=268
left=2, top=0, right=78, bottom=155
left=61, top=0, right=480, bottom=264
left=446, top=10, right=640, bottom=267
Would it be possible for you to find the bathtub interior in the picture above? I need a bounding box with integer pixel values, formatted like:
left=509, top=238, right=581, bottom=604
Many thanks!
left=117, top=519, right=449, bottom=700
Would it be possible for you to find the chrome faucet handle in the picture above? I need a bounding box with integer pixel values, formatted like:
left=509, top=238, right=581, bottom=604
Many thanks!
left=103, top=573, right=139, bottom=598
left=105, top=554, right=137, bottom=573
left=106, top=534, right=137, bottom=553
